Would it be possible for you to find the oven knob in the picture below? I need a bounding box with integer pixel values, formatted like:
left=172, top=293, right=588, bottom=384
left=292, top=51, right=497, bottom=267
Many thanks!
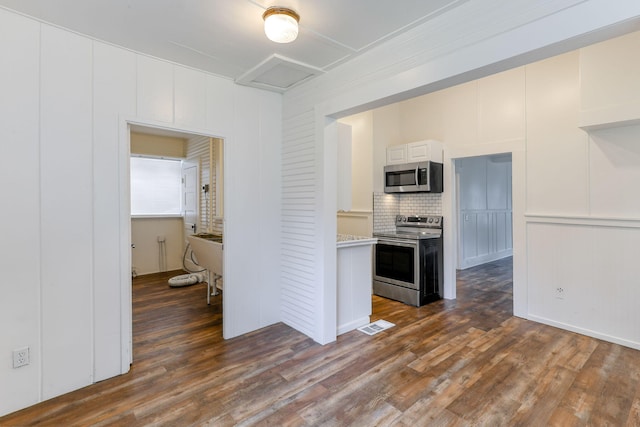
left=428, top=217, right=433, bottom=223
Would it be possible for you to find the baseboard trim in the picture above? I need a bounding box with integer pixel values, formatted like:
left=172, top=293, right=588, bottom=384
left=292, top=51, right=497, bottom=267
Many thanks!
left=528, top=314, right=640, bottom=351
left=337, top=316, right=370, bottom=336
left=459, top=250, right=513, bottom=270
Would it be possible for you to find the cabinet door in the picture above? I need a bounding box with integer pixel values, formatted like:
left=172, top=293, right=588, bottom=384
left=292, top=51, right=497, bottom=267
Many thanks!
left=407, top=141, right=430, bottom=162
left=386, top=145, right=407, bottom=165
left=407, top=140, right=443, bottom=162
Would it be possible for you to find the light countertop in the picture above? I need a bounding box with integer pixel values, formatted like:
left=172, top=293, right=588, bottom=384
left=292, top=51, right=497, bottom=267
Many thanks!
left=337, top=234, right=378, bottom=248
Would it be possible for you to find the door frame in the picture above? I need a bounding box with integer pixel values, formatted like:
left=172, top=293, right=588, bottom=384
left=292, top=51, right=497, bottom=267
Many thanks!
left=442, top=140, right=525, bottom=315
left=119, top=117, right=224, bottom=370
left=454, top=154, right=513, bottom=270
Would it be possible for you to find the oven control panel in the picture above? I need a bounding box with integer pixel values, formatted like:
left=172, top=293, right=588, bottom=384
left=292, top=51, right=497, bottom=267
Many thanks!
left=395, top=215, right=442, bottom=228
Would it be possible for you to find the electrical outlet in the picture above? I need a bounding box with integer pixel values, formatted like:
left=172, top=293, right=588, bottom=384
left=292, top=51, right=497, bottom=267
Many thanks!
left=13, top=347, right=30, bottom=368
left=555, top=287, right=565, bottom=299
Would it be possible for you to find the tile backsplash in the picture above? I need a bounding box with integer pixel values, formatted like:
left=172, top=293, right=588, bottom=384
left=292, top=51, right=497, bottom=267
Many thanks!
left=399, top=193, right=442, bottom=216
left=373, top=193, right=398, bottom=233
left=373, top=192, right=442, bottom=232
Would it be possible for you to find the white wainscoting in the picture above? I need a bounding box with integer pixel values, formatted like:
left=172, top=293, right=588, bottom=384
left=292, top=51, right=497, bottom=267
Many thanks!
left=459, top=210, right=513, bottom=269
left=527, top=215, right=640, bottom=350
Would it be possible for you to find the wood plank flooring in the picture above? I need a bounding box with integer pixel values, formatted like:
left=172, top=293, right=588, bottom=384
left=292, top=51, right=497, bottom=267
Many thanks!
left=3, top=257, right=640, bottom=426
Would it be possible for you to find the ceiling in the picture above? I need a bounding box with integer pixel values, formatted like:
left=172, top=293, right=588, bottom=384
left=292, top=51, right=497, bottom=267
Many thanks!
left=0, top=0, right=469, bottom=92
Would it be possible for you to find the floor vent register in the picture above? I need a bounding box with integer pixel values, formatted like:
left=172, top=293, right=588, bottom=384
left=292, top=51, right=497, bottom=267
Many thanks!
left=357, top=319, right=395, bottom=336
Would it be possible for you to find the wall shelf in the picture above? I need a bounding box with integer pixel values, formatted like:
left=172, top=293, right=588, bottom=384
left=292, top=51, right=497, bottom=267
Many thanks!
left=578, top=102, right=640, bottom=131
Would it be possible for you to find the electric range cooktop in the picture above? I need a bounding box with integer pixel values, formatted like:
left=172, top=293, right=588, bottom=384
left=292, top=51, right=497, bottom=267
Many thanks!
left=373, top=215, right=443, bottom=240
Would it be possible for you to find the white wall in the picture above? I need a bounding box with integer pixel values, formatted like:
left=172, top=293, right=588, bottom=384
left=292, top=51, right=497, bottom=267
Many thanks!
left=337, top=111, right=374, bottom=236
left=0, top=7, right=281, bottom=416
left=281, top=0, right=640, bottom=346
left=338, top=112, right=374, bottom=212
left=131, top=218, right=184, bottom=275
left=525, top=32, right=640, bottom=348
left=0, top=8, right=41, bottom=413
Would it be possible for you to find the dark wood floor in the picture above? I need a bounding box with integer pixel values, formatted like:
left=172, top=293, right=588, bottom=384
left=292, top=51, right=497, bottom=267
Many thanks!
left=3, top=257, right=640, bottom=426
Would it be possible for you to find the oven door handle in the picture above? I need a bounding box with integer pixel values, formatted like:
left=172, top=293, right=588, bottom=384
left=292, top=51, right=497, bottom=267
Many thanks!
left=376, top=239, right=418, bottom=249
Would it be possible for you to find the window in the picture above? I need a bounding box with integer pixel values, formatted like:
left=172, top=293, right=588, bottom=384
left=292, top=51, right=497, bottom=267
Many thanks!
left=130, top=157, right=182, bottom=216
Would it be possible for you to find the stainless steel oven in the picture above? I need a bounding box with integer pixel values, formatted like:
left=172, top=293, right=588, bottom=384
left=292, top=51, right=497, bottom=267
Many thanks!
left=373, top=215, right=443, bottom=306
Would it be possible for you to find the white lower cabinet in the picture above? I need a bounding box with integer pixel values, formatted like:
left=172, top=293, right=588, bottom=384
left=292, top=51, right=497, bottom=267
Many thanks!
left=336, top=236, right=377, bottom=335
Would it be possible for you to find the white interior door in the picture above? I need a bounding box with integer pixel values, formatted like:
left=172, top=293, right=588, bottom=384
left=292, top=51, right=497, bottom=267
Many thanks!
left=182, top=161, right=198, bottom=235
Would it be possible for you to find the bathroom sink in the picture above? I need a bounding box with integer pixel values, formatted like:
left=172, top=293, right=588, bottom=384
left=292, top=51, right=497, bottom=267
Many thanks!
left=187, top=234, right=224, bottom=305
left=193, top=233, right=223, bottom=243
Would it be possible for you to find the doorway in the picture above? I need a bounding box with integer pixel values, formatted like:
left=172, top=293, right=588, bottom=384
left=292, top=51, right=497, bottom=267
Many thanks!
left=126, top=122, right=225, bottom=362
left=455, top=154, right=513, bottom=269
left=452, top=153, right=514, bottom=302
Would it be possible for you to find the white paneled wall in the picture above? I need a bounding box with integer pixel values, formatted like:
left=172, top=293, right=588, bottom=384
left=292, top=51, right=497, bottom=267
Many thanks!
left=92, top=41, right=136, bottom=383
left=461, top=211, right=513, bottom=267
left=0, top=7, right=282, bottom=416
left=528, top=221, right=640, bottom=348
left=228, top=86, right=282, bottom=337
left=589, top=125, right=640, bottom=217
left=40, top=25, right=94, bottom=399
left=136, top=56, right=174, bottom=123
left=525, top=51, right=589, bottom=215
left=0, top=8, right=41, bottom=413
left=174, top=66, right=207, bottom=129
left=579, top=31, right=640, bottom=129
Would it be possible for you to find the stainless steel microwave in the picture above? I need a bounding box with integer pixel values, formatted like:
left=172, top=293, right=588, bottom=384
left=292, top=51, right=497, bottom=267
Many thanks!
left=384, top=161, right=443, bottom=193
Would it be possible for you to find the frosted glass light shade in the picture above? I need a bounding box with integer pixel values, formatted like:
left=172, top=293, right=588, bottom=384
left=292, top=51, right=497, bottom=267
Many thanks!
left=263, top=7, right=299, bottom=43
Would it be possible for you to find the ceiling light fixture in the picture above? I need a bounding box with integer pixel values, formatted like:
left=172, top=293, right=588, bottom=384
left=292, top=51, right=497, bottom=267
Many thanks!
left=262, top=7, right=300, bottom=43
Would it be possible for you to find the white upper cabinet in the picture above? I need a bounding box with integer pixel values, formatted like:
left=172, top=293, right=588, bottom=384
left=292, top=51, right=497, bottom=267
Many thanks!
left=407, top=139, right=443, bottom=163
left=579, top=31, right=640, bottom=130
left=387, top=140, right=443, bottom=165
left=386, top=144, right=407, bottom=165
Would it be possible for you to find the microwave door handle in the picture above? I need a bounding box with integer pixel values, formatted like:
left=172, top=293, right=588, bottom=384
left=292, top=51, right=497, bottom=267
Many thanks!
left=415, top=166, right=419, bottom=185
